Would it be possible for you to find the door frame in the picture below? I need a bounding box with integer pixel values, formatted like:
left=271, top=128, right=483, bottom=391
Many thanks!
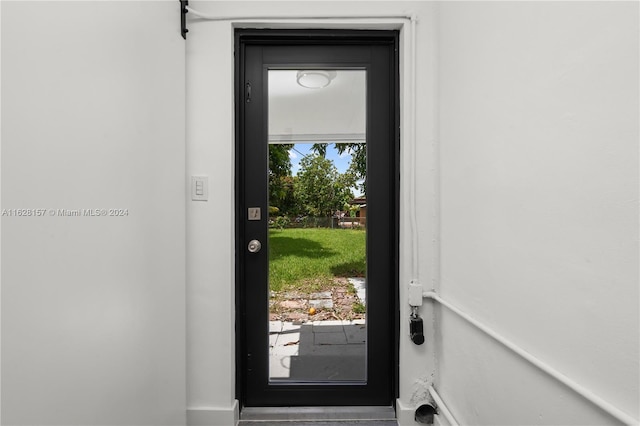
left=234, top=29, right=400, bottom=408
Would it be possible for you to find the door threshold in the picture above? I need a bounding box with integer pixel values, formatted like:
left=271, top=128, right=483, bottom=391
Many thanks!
left=240, top=406, right=396, bottom=421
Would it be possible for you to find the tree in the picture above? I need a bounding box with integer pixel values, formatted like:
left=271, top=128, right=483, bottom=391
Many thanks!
left=268, top=144, right=293, bottom=212
left=276, top=175, right=299, bottom=216
left=294, top=154, right=355, bottom=217
left=312, top=143, right=366, bottom=194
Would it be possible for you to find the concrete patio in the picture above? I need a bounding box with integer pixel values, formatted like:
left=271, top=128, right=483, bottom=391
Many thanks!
left=269, top=319, right=367, bottom=381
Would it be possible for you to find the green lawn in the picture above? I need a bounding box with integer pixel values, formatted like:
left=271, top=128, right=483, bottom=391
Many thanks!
left=269, top=227, right=366, bottom=293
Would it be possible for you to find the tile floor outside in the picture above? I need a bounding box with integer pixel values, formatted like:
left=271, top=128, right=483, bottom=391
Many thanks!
left=269, top=319, right=367, bottom=381
left=269, top=277, right=368, bottom=381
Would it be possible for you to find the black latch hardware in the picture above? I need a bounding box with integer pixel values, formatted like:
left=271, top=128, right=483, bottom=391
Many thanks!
left=180, top=0, right=189, bottom=39
left=246, top=82, right=252, bottom=103
left=410, top=311, right=425, bottom=345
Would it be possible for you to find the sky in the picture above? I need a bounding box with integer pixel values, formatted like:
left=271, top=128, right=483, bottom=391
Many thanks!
left=288, top=143, right=363, bottom=197
left=288, top=143, right=352, bottom=175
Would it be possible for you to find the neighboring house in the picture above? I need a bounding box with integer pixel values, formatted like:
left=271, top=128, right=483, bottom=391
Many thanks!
left=351, top=196, right=367, bottom=227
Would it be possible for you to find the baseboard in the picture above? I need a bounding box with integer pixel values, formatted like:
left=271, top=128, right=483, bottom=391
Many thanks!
left=397, top=398, right=451, bottom=426
left=187, top=400, right=240, bottom=426
left=396, top=399, right=418, bottom=426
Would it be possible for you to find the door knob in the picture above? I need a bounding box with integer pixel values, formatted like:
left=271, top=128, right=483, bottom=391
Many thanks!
left=247, top=239, right=262, bottom=253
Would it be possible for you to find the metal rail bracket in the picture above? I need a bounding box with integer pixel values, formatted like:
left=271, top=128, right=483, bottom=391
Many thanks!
left=180, top=0, right=188, bottom=39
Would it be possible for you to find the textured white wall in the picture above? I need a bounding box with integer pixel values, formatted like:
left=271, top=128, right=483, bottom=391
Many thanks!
left=185, top=10, right=238, bottom=425
left=1, top=2, right=186, bottom=425
left=437, top=2, right=639, bottom=424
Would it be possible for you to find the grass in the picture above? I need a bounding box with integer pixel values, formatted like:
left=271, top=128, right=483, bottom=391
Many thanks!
left=352, top=301, right=366, bottom=314
left=269, top=227, right=366, bottom=293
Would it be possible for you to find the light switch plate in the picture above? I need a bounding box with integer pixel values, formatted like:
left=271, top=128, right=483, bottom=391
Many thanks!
left=191, top=176, right=208, bottom=201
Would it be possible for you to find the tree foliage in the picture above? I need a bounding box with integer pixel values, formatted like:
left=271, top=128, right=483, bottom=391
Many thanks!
left=294, top=154, right=355, bottom=217
left=312, top=143, right=366, bottom=194
left=268, top=144, right=293, bottom=212
left=269, top=143, right=362, bottom=218
left=276, top=175, right=299, bottom=215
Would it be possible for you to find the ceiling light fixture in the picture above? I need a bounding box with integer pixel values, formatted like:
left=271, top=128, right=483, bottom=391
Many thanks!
left=296, top=70, right=337, bottom=89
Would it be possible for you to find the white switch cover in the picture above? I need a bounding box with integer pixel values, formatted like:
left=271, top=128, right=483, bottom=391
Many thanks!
left=191, top=176, right=208, bottom=201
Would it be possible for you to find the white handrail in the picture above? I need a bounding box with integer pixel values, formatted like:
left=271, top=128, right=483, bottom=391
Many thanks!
left=423, top=291, right=639, bottom=426
left=429, top=385, right=459, bottom=426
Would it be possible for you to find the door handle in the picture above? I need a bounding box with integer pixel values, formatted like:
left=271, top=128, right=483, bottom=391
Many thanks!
left=248, top=239, right=262, bottom=253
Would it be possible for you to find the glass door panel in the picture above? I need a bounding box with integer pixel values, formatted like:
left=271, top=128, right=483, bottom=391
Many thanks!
left=267, top=70, right=367, bottom=382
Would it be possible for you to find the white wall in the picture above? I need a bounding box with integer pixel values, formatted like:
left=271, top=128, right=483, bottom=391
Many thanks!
left=1, top=2, right=186, bottom=425
left=184, top=8, right=238, bottom=424
left=437, top=2, right=639, bottom=425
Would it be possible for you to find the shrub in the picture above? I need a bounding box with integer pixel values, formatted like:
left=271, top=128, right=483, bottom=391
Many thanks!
left=270, top=216, right=290, bottom=230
